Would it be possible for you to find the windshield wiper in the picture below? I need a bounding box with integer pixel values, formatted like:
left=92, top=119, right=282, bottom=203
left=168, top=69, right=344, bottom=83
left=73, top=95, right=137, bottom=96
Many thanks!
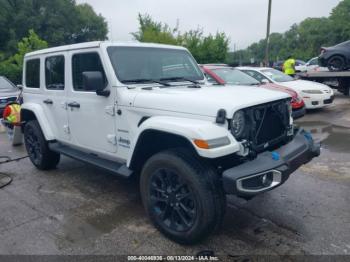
left=122, top=79, right=171, bottom=86
left=160, top=77, right=201, bottom=85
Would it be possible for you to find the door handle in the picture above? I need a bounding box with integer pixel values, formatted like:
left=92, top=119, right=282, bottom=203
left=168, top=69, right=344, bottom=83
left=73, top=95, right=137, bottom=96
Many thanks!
left=67, top=101, right=80, bottom=108
left=43, top=99, right=53, bottom=105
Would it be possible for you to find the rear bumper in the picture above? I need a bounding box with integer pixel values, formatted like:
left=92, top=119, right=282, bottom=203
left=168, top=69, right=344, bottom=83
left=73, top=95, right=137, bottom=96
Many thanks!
left=222, top=129, right=320, bottom=197
left=292, top=106, right=306, bottom=119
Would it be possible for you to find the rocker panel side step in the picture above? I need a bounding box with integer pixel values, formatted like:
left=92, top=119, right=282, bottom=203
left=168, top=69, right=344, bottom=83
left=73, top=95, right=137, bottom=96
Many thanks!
left=49, top=142, right=132, bottom=178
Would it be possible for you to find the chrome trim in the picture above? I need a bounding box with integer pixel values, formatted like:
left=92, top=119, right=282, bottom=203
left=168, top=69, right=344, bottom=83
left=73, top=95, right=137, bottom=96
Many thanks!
left=236, top=170, right=282, bottom=193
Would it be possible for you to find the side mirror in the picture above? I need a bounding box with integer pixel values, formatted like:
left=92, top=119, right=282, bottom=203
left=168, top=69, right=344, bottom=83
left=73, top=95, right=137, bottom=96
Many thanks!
left=82, top=71, right=110, bottom=97
left=261, top=79, right=269, bottom=85
left=17, top=84, right=23, bottom=90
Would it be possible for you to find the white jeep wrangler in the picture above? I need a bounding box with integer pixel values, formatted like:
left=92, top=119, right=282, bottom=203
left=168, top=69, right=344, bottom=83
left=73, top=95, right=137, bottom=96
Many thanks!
left=21, top=41, right=320, bottom=244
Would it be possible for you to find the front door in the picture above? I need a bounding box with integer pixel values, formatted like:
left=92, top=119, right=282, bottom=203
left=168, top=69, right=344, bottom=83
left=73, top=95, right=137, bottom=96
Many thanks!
left=66, top=50, right=117, bottom=154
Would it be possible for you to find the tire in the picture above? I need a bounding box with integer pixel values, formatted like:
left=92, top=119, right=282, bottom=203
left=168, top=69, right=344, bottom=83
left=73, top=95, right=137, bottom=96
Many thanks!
left=140, top=148, right=225, bottom=244
left=23, top=120, right=60, bottom=170
left=327, top=56, right=346, bottom=71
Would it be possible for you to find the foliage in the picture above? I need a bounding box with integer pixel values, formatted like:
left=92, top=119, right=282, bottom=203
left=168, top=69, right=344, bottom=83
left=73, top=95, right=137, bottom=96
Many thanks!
left=229, top=0, right=350, bottom=64
left=0, top=0, right=108, bottom=57
left=132, top=14, right=230, bottom=64
left=0, top=30, right=48, bottom=84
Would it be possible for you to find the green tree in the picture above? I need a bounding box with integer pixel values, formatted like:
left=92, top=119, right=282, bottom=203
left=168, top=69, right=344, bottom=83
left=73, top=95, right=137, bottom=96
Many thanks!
left=132, top=14, right=181, bottom=45
left=132, top=14, right=230, bottom=64
left=0, top=0, right=108, bottom=57
left=0, top=30, right=48, bottom=84
left=229, top=0, right=350, bottom=64
left=330, top=0, right=350, bottom=42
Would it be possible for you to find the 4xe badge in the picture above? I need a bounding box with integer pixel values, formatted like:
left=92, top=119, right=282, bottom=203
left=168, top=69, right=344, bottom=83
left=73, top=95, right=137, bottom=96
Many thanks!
left=118, top=137, right=131, bottom=148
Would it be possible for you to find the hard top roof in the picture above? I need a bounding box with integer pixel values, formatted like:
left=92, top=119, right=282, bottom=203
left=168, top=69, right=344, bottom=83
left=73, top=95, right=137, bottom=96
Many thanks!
left=25, top=41, right=188, bottom=58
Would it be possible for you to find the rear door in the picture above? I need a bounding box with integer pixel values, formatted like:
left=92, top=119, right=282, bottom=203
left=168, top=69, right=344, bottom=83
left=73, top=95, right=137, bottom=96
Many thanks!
left=66, top=49, right=117, bottom=154
left=42, top=54, right=70, bottom=142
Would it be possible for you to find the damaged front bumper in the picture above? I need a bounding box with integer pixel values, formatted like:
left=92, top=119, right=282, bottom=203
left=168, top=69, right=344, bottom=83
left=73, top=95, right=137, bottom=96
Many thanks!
left=222, top=129, right=320, bottom=197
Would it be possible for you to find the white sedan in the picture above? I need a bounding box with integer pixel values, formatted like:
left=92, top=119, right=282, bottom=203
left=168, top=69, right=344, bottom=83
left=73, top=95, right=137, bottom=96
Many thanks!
left=297, top=57, right=328, bottom=72
left=237, top=67, right=334, bottom=109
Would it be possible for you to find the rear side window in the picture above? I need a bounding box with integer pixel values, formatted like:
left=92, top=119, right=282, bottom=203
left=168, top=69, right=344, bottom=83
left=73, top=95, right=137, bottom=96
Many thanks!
left=25, top=59, right=40, bottom=88
left=72, top=52, right=107, bottom=91
left=45, top=55, right=65, bottom=90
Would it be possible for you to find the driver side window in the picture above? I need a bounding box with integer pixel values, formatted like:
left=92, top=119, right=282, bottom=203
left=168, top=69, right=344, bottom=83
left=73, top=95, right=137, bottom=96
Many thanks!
left=72, top=52, right=107, bottom=91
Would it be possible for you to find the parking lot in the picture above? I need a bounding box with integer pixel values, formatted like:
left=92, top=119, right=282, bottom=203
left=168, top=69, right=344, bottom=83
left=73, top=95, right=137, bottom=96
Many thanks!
left=0, top=93, right=349, bottom=257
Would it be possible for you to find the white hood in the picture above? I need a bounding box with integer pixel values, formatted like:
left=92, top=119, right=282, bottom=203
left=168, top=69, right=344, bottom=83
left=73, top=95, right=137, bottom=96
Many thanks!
left=132, top=85, right=290, bottom=117
left=279, top=80, right=332, bottom=92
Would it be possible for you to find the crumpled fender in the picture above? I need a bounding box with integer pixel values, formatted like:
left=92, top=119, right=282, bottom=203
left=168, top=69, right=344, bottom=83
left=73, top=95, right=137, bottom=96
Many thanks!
left=21, top=103, right=55, bottom=140
left=130, top=116, right=240, bottom=163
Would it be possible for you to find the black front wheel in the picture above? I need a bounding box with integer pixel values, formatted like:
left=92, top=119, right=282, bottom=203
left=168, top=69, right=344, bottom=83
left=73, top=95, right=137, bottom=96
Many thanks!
left=140, top=148, right=225, bottom=244
left=327, top=56, right=346, bottom=71
left=24, top=120, right=60, bottom=170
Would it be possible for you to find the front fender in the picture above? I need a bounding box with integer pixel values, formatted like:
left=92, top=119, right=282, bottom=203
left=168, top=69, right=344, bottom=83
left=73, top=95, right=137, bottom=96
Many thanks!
left=21, top=103, right=55, bottom=141
left=130, top=116, right=240, bottom=162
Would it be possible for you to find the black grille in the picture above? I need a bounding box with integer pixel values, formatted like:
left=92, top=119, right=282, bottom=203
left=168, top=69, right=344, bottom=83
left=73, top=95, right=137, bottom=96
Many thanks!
left=246, top=99, right=290, bottom=152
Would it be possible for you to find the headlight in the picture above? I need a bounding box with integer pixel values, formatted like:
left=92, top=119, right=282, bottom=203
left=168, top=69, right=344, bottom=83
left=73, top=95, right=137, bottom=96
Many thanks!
left=231, top=110, right=246, bottom=140
left=302, top=90, right=323, bottom=94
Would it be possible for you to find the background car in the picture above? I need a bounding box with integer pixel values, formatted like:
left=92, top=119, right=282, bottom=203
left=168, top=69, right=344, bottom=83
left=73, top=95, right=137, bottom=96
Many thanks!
left=273, top=61, right=284, bottom=71
left=273, top=60, right=306, bottom=72
left=294, top=60, right=307, bottom=72
left=297, top=57, right=329, bottom=72
left=0, top=76, right=19, bottom=118
left=237, top=67, right=334, bottom=109
left=200, top=64, right=306, bottom=119
left=319, top=40, right=350, bottom=71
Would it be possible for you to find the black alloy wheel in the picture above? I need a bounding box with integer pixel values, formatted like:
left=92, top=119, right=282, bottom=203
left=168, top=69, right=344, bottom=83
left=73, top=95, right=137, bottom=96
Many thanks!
left=328, top=56, right=345, bottom=71
left=24, top=120, right=60, bottom=170
left=149, top=168, right=197, bottom=232
left=140, top=148, right=225, bottom=244
left=24, top=124, right=43, bottom=166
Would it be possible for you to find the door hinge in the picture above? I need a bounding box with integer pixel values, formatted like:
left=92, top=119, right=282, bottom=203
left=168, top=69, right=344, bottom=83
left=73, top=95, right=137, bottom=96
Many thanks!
left=107, top=134, right=117, bottom=145
left=105, top=106, right=115, bottom=116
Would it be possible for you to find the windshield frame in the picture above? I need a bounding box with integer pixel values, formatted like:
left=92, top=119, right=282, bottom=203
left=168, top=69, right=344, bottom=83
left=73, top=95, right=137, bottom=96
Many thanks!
left=106, top=46, right=204, bottom=85
left=261, top=68, right=294, bottom=83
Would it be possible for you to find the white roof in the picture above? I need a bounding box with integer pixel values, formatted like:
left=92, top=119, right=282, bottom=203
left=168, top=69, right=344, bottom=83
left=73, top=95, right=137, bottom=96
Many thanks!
left=25, top=41, right=187, bottom=57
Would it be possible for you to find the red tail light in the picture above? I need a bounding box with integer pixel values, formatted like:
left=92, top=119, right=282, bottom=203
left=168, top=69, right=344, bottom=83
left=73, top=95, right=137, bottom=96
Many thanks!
left=320, top=48, right=326, bottom=54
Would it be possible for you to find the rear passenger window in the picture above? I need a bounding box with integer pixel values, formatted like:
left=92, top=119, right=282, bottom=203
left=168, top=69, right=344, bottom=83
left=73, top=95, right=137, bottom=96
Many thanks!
left=45, top=56, right=65, bottom=90
left=25, top=59, right=40, bottom=88
left=72, top=53, right=107, bottom=91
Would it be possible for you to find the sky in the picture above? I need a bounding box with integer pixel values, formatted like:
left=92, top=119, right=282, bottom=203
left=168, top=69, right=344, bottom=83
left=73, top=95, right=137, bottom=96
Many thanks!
left=76, top=0, right=342, bottom=50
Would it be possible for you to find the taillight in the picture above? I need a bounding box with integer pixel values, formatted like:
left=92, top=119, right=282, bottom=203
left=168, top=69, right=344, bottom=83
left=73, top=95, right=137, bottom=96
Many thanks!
left=321, top=48, right=326, bottom=54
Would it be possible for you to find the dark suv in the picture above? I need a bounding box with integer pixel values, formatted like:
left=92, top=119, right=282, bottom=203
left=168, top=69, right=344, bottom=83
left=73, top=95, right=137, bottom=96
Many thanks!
left=0, top=76, right=18, bottom=117
left=319, top=40, right=350, bottom=71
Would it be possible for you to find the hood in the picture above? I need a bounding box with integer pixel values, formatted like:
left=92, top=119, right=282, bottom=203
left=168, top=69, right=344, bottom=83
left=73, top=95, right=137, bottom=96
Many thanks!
left=262, top=83, right=297, bottom=98
left=0, top=89, right=18, bottom=97
left=133, top=85, right=290, bottom=117
left=279, top=80, right=331, bottom=92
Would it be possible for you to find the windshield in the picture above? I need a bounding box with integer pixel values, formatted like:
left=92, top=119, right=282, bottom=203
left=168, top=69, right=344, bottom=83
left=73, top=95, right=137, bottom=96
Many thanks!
left=261, top=69, right=294, bottom=82
left=0, top=77, right=16, bottom=91
left=107, top=46, right=204, bottom=84
left=212, top=68, right=260, bottom=85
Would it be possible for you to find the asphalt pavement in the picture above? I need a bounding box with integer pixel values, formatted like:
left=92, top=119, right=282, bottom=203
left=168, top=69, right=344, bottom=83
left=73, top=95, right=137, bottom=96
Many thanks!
left=0, top=93, right=349, bottom=258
